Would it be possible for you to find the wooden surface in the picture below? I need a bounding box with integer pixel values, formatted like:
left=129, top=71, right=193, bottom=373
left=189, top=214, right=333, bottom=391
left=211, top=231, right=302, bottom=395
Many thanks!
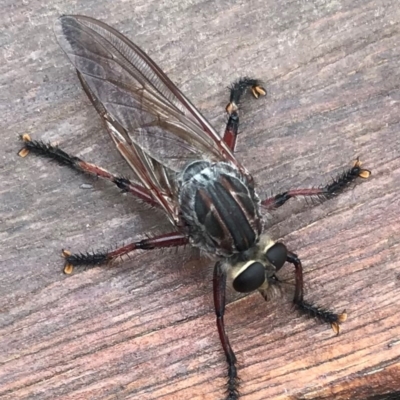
left=1, top=1, right=400, bottom=399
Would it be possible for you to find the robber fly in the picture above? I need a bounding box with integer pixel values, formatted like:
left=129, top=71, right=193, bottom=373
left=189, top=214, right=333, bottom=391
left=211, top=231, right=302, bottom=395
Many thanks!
left=19, top=15, right=371, bottom=399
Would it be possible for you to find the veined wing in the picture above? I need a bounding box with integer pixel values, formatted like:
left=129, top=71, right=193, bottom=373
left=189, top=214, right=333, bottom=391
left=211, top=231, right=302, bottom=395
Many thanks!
left=54, top=15, right=245, bottom=173
left=76, top=70, right=179, bottom=221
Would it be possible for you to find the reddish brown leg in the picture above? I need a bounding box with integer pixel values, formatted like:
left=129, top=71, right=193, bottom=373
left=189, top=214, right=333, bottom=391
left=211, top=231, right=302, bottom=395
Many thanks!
left=223, top=113, right=240, bottom=152
left=262, top=188, right=330, bottom=210
left=213, top=261, right=239, bottom=400
left=223, top=78, right=266, bottom=152
left=19, top=134, right=159, bottom=207
left=286, top=251, right=347, bottom=335
left=261, top=158, right=371, bottom=210
left=63, top=232, right=189, bottom=274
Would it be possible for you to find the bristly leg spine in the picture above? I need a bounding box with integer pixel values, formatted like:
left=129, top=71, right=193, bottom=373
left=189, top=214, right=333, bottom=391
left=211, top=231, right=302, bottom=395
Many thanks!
left=226, top=77, right=266, bottom=114
left=295, top=300, right=347, bottom=335
left=19, top=135, right=79, bottom=168
left=261, top=158, right=371, bottom=210
left=62, top=249, right=109, bottom=274
left=323, top=157, right=371, bottom=199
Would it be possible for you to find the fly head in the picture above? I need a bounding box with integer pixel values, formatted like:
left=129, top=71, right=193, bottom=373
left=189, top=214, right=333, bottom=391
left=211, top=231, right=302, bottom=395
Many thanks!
left=226, top=236, right=288, bottom=293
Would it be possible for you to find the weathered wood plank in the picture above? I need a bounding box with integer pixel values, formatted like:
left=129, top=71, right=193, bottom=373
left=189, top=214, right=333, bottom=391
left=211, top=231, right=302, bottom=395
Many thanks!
left=1, top=1, right=400, bottom=399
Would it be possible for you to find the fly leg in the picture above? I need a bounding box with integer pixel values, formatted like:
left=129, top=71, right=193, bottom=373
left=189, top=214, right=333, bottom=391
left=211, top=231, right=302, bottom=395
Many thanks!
left=213, top=261, right=239, bottom=400
left=62, top=232, right=189, bottom=274
left=18, top=134, right=159, bottom=207
left=19, top=135, right=189, bottom=274
left=286, top=251, right=347, bottom=334
left=223, top=78, right=266, bottom=152
left=261, top=158, right=371, bottom=210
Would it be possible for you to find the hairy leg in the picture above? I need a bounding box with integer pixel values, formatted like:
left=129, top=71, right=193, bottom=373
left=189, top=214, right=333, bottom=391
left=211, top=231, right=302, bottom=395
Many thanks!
left=261, top=158, right=371, bottom=210
left=62, top=232, right=189, bottom=274
left=223, top=77, right=266, bottom=152
left=19, top=134, right=159, bottom=207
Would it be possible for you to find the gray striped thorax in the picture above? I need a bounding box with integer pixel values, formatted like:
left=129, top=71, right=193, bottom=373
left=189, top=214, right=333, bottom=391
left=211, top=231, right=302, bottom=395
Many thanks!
left=178, top=160, right=262, bottom=257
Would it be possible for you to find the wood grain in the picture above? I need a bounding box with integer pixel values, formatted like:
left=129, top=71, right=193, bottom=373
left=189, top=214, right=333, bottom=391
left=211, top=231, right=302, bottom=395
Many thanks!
left=1, top=1, right=400, bottom=399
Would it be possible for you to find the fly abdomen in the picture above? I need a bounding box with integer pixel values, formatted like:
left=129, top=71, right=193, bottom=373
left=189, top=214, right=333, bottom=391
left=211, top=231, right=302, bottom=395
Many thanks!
left=178, top=161, right=262, bottom=256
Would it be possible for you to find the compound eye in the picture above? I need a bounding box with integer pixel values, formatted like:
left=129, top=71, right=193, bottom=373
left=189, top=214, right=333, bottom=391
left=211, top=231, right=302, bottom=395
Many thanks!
left=266, top=242, right=287, bottom=271
left=233, top=262, right=265, bottom=293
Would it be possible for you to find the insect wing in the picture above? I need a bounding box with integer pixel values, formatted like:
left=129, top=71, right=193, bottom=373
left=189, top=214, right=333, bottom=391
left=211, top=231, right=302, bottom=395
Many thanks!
left=54, top=15, right=243, bottom=173
left=76, top=70, right=179, bottom=221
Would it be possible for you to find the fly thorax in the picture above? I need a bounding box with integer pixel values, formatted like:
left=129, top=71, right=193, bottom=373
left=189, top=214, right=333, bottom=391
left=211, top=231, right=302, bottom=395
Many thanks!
left=178, top=161, right=262, bottom=256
